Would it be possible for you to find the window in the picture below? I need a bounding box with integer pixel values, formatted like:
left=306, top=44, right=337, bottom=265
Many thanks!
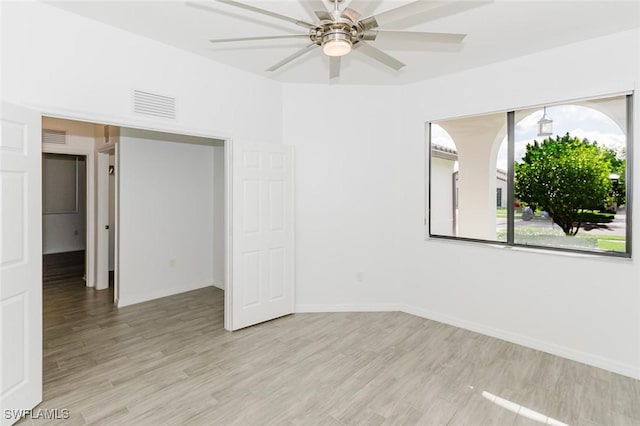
left=43, top=153, right=81, bottom=214
left=428, top=94, right=632, bottom=257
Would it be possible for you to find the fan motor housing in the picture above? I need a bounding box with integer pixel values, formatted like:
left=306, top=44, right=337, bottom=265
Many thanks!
left=322, top=28, right=351, bottom=47
left=310, top=22, right=358, bottom=47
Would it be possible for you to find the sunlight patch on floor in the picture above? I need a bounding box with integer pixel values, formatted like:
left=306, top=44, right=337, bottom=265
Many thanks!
left=482, top=390, right=569, bottom=426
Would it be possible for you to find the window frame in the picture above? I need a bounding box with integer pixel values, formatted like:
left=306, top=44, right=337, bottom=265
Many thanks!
left=427, top=93, right=633, bottom=259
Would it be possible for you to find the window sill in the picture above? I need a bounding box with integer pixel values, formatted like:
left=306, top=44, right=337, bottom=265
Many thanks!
left=425, top=234, right=632, bottom=262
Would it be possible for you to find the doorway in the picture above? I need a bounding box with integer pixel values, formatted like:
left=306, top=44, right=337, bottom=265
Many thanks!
left=111, top=126, right=225, bottom=306
left=42, top=153, right=87, bottom=288
left=41, top=116, right=100, bottom=291
left=96, top=146, right=118, bottom=300
left=42, top=117, right=227, bottom=306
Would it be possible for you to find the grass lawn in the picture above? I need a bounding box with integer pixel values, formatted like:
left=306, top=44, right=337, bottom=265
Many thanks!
left=594, top=236, right=626, bottom=251
left=496, top=228, right=626, bottom=252
left=598, top=240, right=625, bottom=251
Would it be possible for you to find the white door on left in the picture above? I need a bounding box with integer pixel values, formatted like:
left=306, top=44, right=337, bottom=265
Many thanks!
left=0, top=103, right=42, bottom=425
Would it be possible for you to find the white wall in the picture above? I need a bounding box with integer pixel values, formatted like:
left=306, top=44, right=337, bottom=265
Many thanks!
left=118, top=128, right=217, bottom=306
left=430, top=157, right=455, bottom=236
left=285, top=28, right=640, bottom=379
left=284, top=84, right=408, bottom=309
left=1, top=1, right=282, bottom=144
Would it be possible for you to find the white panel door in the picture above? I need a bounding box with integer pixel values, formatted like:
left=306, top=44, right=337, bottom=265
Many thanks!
left=228, top=142, right=294, bottom=331
left=0, top=103, right=42, bottom=425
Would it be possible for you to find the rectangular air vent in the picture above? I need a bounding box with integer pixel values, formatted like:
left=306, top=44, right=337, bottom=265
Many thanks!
left=42, top=129, right=66, bottom=145
left=133, top=90, right=176, bottom=120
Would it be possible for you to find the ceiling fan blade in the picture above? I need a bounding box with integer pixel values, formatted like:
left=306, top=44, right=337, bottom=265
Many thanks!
left=364, top=30, right=466, bottom=52
left=378, top=1, right=493, bottom=30
left=368, top=30, right=466, bottom=44
left=214, top=0, right=318, bottom=30
left=353, top=41, right=405, bottom=70
left=315, top=10, right=332, bottom=21
left=358, top=1, right=445, bottom=30
left=209, top=34, right=310, bottom=43
left=315, top=8, right=360, bottom=23
left=299, top=0, right=329, bottom=20
left=341, top=8, right=360, bottom=22
left=358, top=1, right=492, bottom=31
left=329, top=56, right=341, bottom=80
left=346, top=0, right=383, bottom=19
left=266, top=43, right=318, bottom=72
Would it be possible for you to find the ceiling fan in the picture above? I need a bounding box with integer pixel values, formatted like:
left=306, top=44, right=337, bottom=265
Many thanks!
left=191, top=0, right=488, bottom=80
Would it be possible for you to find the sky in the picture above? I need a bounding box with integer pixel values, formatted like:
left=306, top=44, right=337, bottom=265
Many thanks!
left=431, top=104, right=626, bottom=171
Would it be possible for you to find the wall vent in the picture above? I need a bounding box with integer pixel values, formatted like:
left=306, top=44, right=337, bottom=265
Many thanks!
left=42, top=129, right=66, bottom=145
left=133, top=90, right=176, bottom=120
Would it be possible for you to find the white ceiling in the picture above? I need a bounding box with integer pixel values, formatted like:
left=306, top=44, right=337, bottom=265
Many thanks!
left=47, top=0, right=640, bottom=85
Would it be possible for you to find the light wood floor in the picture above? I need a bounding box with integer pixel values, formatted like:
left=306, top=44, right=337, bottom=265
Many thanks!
left=23, top=254, right=640, bottom=425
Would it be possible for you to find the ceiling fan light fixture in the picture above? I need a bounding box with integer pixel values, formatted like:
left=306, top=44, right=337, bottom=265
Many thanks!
left=322, top=31, right=352, bottom=57
left=323, top=39, right=352, bottom=56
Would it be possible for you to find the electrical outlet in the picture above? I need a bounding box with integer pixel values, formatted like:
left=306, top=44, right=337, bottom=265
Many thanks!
left=356, top=272, right=364, bottom=283
left=74, top=229, right=79, bottom=235
left=169, top=259, right=176, bottom=267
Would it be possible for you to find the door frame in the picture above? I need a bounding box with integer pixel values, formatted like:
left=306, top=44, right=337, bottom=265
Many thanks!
left=41, top=143, right=96, bottom=288
left=224, top=141, right=233, bottom=330
left=95, top=147, right=116, bottom=298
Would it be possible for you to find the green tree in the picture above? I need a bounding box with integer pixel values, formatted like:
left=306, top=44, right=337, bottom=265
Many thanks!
left=514, top=133, right=613, bottom=236
left=602, top=147, right=626, bottom=207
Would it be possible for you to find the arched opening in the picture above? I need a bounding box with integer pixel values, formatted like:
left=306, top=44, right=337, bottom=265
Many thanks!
left=432, top=112, right=507, bottom=241
left=430, top=124, right=458, bottom=236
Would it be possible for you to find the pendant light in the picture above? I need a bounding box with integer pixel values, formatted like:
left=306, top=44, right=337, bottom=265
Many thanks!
left=537, top=106, right=553, bottom=137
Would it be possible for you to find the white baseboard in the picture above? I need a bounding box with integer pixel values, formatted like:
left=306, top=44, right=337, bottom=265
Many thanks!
left=118, top=282, right=214, bottom=308
left=295, top=303, right=399, bottom=313
left=399, top=304, right=640, bottom=380
left=296, top=302, right=640, bottom=380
